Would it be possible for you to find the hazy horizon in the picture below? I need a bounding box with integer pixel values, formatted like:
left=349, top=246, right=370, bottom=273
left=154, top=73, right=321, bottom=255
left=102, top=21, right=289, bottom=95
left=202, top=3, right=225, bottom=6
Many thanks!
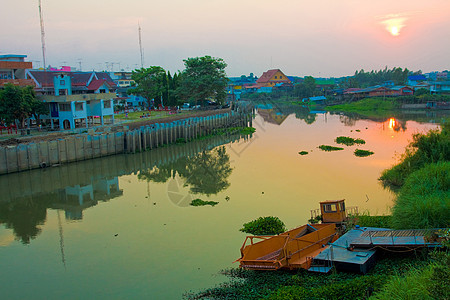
left=2, top=0, right=450, bottom=77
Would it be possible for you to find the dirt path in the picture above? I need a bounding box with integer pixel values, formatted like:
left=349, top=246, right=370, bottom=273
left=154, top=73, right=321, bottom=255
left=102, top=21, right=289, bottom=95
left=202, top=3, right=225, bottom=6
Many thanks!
left=0, top=108, right=231, bottom=146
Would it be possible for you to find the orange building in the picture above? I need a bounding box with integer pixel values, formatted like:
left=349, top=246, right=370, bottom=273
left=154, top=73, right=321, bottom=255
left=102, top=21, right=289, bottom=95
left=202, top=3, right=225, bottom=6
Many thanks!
left=256, top=69, right=291, bottom=87
left=0, top=54, right=35, bottom=87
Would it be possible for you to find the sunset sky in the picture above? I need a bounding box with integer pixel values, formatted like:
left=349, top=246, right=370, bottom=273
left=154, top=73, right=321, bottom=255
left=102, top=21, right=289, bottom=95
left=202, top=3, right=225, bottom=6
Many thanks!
left=2, top=0, right=449, bottom=77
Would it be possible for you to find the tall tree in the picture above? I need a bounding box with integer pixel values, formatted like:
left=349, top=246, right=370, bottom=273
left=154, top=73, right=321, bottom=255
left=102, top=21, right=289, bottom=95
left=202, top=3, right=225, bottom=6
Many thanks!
left=129, top=66, right=167, bottom=108
left=0, top=84, right=37, bottom=129
left=177, top=56, right=228, bottom=106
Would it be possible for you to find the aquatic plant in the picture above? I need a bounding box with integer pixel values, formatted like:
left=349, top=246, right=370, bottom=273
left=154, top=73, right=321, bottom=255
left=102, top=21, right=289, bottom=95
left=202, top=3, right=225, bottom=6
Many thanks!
left=298, top=151, right=309, bottom=155
left=240, top=216, right=286, bottom=235
left=318, top=145, right=344, bottom=151
left=354, top=149, right=374, bottom=157
left=335, top=136, right=366, bottom=146
left=190, top=199, right=219, bottom=207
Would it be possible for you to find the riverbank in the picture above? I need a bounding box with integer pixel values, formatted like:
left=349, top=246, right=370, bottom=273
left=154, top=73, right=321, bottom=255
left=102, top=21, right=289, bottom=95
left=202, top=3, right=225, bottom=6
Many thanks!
left=0, top=107, right=253, bottom=175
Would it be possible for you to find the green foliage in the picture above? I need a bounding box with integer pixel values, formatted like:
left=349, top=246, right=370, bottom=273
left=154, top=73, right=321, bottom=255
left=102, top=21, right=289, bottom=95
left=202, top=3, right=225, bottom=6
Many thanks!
left=308, top=215, right=322, bottom=224
left=268, top=274, right=387, bottom=300
left=0, top=84, right=44, bottom=128
left=240, top=216, right=286, bottom=235
left=380, top=123, right=449, bottom=188
left=335, top=136, right=366, bottom=146
left=177, top=56, right=228, bottom=105
left=294, top=76, right=316, bottom=98
left=327, top=98, right=401, bottom=112
left=319, top=145, right=344, bottom=151
left=298, top=151, right=309, bottom=155
left=390, top=162, right=450, bottom=229
left=354, top=149, right=374, bottom=157
left=190, top=199, right=218, bottom=207
left=347, top=212, right=392, bottom=229
left=129, top=66, right=168, bottom=107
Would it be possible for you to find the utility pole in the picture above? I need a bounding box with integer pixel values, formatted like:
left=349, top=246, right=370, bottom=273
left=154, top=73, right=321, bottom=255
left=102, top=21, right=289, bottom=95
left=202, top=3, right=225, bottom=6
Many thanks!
left=38, top=0, right=47, bottom=70
left=138, top=22, right=144, bottom=68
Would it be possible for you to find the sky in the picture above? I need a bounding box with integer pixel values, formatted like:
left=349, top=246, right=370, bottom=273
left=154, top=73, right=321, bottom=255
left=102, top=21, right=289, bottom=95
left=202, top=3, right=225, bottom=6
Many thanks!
left=1, top=0, right=450, bottom=77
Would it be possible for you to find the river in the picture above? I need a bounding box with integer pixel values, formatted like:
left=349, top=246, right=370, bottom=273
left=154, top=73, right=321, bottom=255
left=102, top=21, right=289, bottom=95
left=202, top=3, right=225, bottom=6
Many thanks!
left=0, top=104, right=446, bottom=299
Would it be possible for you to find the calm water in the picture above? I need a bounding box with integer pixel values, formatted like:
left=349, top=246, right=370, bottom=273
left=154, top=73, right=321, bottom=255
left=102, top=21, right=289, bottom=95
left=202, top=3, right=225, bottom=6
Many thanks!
left=0, top=105, right=446, bottom=299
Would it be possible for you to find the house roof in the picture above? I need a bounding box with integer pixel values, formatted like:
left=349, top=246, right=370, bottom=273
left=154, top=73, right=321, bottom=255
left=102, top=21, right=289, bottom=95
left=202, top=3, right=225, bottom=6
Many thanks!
left=391, top=86, right=413, bottom=91
left=256, top=69, right=290, bottom=84
left=87, top=79, right=108, bottom=91
left=27, top=70, right=116, bottom=90
left=408, top=75, right=427, bottom=81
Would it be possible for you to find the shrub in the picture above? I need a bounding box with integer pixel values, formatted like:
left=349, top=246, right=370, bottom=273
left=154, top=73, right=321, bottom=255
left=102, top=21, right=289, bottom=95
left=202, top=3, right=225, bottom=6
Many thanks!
left=240, top=216, right=286, bottom=235
left=298, top=151, right=309, bottom=155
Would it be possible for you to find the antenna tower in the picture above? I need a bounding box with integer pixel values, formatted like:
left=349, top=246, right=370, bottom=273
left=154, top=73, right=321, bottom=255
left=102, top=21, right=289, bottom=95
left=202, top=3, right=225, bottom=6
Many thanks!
left=38, top=0, right=47, bottom=70
left=138, top=22, right=144, bottom=68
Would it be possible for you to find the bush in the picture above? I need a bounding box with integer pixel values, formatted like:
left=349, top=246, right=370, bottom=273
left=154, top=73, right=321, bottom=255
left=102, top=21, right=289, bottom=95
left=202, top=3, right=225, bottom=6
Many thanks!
left=318, top=145, right=344, bottom=151
left=390, top=162, right=450, bottom=229
left=240, top=216, right=286, bottom=235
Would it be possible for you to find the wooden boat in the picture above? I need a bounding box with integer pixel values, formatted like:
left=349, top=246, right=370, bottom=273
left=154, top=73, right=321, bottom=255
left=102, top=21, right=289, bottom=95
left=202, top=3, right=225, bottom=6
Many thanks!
left=237, top=223, right=338, bottom=270
left=237, top=199, right=358, bottom=271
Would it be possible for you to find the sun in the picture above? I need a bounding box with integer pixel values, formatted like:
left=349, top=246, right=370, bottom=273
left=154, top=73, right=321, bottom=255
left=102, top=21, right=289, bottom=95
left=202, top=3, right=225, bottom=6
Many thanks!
left=390, top=26, right=400, bottom=36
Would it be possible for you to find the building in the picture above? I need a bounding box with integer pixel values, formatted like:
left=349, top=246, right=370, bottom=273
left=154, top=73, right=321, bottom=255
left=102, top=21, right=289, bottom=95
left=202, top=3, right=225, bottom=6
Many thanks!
left=429, top=81, right=450, bottom=94
left=0, top=54, right=35, bottom=87
left=255, top=69, right=291, bottom=88
left=26, top=70, right=117, bottom=130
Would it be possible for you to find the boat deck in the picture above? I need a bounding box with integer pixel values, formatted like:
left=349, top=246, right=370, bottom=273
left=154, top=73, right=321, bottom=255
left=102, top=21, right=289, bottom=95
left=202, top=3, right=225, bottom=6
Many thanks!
left=350, top=229, right=442, bottom=248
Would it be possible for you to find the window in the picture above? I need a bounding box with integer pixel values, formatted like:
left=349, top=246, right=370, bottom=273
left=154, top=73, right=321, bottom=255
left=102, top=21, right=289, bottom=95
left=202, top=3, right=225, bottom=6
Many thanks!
left=99, top=89, right=106, bottom=93
left=103, top=100, right=111, bottom=108
left=60, top=80, right=65, bottom=85
left=59, top=89, right=66, bottom=95
left=75, top=103, right=84, bottom=111
left=274, top=76, right=277, bottom=79
left=323, top=204, right=337, bottom=213
left=59, top=103, right=71, bottom=111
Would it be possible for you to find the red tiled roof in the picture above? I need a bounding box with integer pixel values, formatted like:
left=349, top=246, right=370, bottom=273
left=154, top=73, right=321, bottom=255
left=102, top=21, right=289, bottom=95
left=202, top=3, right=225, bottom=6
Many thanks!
left=87, top=79, right=107, bottom=91
left=256, top=69, right=291, bottom=84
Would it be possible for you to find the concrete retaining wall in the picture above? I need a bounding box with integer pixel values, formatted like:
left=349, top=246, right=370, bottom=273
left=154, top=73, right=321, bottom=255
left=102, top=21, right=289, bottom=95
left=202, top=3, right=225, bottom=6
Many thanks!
left=0, top=109, right=251, bottom=175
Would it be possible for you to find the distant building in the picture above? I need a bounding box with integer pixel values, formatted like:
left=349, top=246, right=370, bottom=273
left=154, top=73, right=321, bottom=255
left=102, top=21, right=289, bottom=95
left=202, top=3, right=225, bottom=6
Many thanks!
left=0, top=54, right=35, bottom=87
left=429, top=81, right=450, bottom=94
left=27, top=70, right=117, bottom=130
left=256, top=69, right=291, bottom=88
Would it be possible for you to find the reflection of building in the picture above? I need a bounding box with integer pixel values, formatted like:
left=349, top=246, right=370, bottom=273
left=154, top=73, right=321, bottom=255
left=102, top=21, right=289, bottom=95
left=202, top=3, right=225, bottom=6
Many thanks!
left=257, top=108, right=288, bottom=125
left=53, top=177, right=123, bottom=220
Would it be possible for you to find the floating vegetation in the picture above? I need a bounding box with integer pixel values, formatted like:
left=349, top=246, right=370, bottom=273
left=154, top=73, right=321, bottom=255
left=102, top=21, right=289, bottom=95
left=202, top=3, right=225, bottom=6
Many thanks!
left=354, top=149, right=374, bottom=157
left=298, top=151, right=309, bottom=155
left=335, top=136, right=366, bottom=146
left=240, top=216, right=286, bottom=235
left=318, top=145, right=344, bottom=152
left=355, top=129, right=361, bottom=132
left=190, top=199, right=219, bottom=207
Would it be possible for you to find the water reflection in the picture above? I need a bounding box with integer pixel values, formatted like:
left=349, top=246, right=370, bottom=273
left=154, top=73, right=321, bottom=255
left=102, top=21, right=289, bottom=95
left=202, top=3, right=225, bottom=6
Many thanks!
left=256, top=102, right=319, bottom=125
left=0, top=133, right=248, bottom=244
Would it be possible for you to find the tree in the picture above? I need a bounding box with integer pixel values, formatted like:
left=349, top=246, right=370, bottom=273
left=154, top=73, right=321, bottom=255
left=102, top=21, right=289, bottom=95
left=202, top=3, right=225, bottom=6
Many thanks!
left=294, top=76, right=316, bottom=98
left=129, top=66, right=167, bottom=108
left=27, top=86, right=48, bottom=126
left=177, top=56, right=228, bottom=106
left=0, top=84, right=36, bottom=129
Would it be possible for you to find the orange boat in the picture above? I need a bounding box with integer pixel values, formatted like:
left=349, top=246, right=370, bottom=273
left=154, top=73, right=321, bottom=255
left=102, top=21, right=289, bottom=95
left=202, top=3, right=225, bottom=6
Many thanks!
left=237, top=199, right=357, bottom=271
left=237, top=223, right=338, bottom=270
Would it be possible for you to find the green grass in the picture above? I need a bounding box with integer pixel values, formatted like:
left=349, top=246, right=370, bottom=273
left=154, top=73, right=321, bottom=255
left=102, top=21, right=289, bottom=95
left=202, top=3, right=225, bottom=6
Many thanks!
left=326, top=98, right=401, bottom=113
left=319, top=145, right=344, bottom=151
left=335, top=136, right=366, bottom=146
left=298, top=151, right=309, bottom=155
left=190, top=199, right=219, bottom=207
left=380, top=122, right=449, bottom=188
left=390, top=162, right=450, bottom=229
left=347, top=212, right=392, bottom=229
left=354, top=149, right=374, bottom=157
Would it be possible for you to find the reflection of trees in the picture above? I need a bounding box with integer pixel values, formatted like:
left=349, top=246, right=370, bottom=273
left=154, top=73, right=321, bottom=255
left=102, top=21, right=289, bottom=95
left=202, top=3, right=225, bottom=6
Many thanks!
left=0, top=195, right=51, bottom=244
left=294, top=106, right=317, bottom=125
left=339, top=115, right=357, bottom=127
left=139, top=146, right=232, bottom=196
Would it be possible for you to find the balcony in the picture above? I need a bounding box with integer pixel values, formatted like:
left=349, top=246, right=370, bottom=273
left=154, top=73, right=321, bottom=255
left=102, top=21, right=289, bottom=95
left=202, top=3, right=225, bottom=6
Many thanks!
left=39, top=92, right=117, bottom=103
